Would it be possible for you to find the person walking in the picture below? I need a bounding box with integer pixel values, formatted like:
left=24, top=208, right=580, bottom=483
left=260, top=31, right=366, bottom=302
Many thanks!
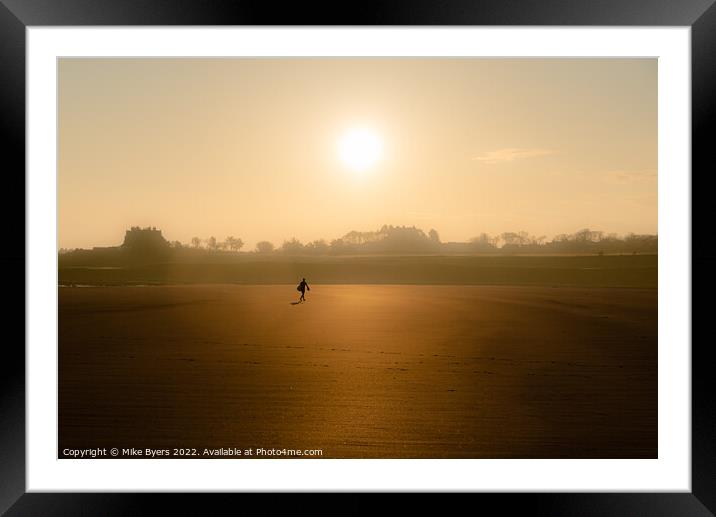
left=297, top=278, right=310, bottom=302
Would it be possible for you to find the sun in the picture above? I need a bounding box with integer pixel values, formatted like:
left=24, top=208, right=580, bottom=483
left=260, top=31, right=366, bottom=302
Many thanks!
left=339, top=129, right=383, bottom=172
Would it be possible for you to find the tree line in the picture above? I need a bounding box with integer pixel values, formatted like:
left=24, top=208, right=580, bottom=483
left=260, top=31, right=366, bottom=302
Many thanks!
left=174, top=236, right=245, bottom=252
left=158, top=225, right=656, bottom=255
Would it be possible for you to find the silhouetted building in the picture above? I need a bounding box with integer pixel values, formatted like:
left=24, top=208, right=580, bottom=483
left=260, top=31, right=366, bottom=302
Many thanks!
left=122, top=226, right=169, bottom=251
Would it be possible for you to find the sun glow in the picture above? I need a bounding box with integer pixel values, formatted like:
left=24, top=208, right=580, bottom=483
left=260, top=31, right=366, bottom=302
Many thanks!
left=339, top=129, right=383, bottom=172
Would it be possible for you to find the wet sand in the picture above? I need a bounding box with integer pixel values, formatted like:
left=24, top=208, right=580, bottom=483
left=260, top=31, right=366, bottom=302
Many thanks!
left=59, top=284, right=657, bottom=458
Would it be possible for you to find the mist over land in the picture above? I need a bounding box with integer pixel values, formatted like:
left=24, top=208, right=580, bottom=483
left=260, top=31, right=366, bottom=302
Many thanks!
left=58, top=225, right=657, bottom=287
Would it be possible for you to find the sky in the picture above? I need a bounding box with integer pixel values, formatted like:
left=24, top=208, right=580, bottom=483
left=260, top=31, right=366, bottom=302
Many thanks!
left=58, top=58, right=657, bottom=250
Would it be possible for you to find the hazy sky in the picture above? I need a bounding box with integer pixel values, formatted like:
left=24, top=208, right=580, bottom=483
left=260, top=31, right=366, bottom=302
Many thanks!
left=58, top=58, right=657, bottom=249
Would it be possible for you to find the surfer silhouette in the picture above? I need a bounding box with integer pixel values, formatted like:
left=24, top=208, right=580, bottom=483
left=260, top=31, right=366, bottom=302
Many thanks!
left=297, top=278, right=310, bottom=302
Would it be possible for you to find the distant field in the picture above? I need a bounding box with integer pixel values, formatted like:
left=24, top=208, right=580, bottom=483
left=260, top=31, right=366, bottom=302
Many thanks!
left=59, top=253, right=657, bottom=288
left=59, top=284, right=657, bottom=458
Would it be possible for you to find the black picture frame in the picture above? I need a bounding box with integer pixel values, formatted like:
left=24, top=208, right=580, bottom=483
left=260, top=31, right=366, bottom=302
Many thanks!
left=2, top=1, right=713, bottom=514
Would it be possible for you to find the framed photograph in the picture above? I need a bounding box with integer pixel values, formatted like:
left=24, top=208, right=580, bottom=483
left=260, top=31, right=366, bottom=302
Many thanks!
left=4, top=0, right=713, bottom=514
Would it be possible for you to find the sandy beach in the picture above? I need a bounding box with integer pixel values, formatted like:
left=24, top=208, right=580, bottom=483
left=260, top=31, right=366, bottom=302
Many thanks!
left=59, top=284, right=656, bottom=458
